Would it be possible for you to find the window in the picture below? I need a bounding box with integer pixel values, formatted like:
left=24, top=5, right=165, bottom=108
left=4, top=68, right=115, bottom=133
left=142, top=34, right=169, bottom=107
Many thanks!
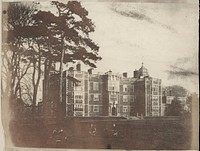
left=93, top=106, right=99, bottom=112
left=152, top=107, right=159, bottom=111
left=75, top=100, right=83, bottom=103
left=112, top=75, right=114, bottom=80
left=123, top=85, right=128, bottom=92
left=152, top=87, right=159, bottom=95
left=90, top=82, right=99, bottom=91
left=75, top=95, right=83, bottom=102
left=130, top=96, right=134, bottom=102
left=152, top=96, right=159, bottom=106
left=125, top=88, right=127, bottom=92
left=75, top=104, right=83, bottom=109
left=123, top=106, right=128, bottom=112
left=94, top=94, right=99, bottom=101
left=89, top=106, right=92, bottom=112
left=90, top=94, right=94, bottom=101
left=123, top=95, right=128, bottom=102
left=110, top=95, right=117, bottom=102
left=75, top=81, right=83, bottom=91
left=90, top=82, right=93, bottom=90
left=94, top=82, right=99, bottom=91
left=153, top=102, right=158, bottom=106
left=152, top=96, right=158, bottom=101
left=108, top=85, right=115, bottom=91
left=75, top=95, right=83, bottom=99
left=153, top=80, right=158, bottom=84
left=153, top=92, right=158, bottom=95
left=74, top=104, right=83, bottom=111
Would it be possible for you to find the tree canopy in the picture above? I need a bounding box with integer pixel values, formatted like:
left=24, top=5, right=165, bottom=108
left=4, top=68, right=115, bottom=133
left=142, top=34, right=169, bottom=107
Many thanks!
left=163, top=85, right=188, bottom=97
left=2, top=1, right=101, bottom=115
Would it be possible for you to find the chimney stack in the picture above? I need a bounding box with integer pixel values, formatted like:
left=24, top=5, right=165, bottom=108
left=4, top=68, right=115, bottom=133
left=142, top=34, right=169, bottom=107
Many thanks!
left=134, top=70, right=138, bottom=78
left=76, top=63, right=81, bottom=71
left=123, top=72, right=127, bottom=78
left=88, top=68, right=93, bottom=74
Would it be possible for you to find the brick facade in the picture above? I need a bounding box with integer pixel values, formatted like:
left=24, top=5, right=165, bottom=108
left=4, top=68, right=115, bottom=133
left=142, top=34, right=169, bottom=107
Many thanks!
left=43, top=64, right=162, bottom=118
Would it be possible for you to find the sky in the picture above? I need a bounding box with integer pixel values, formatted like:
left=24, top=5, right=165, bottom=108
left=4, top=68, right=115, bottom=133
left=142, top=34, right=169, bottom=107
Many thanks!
left=38, top=1, right=199, bottom=94
left=79, top=1, right=198, bottom=93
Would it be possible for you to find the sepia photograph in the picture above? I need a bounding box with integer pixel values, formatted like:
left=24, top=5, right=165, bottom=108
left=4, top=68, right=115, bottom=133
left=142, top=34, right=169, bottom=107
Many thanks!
left=1, top=0, right=199, bottom=150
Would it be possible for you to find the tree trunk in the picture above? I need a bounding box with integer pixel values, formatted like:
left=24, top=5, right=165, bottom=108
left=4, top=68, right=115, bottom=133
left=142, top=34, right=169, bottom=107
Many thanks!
left=32, top=86, right=38, bottom=116
left=43, top=59, right=52, bottom=102
left=58, top=34, right=65, bottom=123
left=2, top=91, right=14, bottom=147
left=31, top=45, right=42, bottom=117
left=59, top=51, right=64, bottom=103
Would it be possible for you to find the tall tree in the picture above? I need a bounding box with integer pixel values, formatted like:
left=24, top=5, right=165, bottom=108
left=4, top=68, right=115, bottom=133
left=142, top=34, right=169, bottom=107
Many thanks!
left=34, top=1, right=101, bottom=105
left=163, top=85, right=188, bottom=97
left=2, top=2, right=38, bottom=146
left=2, top=2, right=38, bottom=113
left=166, top=97, right=183, bottom=116
left=2, top=1, right=101, bottom=118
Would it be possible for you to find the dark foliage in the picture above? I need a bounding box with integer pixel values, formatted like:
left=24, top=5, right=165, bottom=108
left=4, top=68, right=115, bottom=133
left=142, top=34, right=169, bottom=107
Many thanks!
left=163, top=85, right=188, bottom=97
left=166, top=98, right=183, bottom=116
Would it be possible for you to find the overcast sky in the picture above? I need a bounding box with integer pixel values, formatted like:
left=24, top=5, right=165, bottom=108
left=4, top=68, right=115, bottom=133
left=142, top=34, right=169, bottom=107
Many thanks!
left=39, top=1, right=198, bottom=94
left=81, top=1, right=198, bottom=93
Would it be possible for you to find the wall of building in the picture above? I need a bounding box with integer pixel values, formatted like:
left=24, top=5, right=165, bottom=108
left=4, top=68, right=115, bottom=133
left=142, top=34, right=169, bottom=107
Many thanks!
left=133, top=77, right=162, bottom=117
left=119, top=77, right=134, bottom=117
left=43, top=64, right=163, bottom=118
left=105, top=71, right=121, bottom=116
left=66, top=70, right=89, bottom=117
left=148, top=78, right=162, bottom=116
left=134, top=79, right=146, bottom=117
left=89, top=74, right=104, bottom=116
